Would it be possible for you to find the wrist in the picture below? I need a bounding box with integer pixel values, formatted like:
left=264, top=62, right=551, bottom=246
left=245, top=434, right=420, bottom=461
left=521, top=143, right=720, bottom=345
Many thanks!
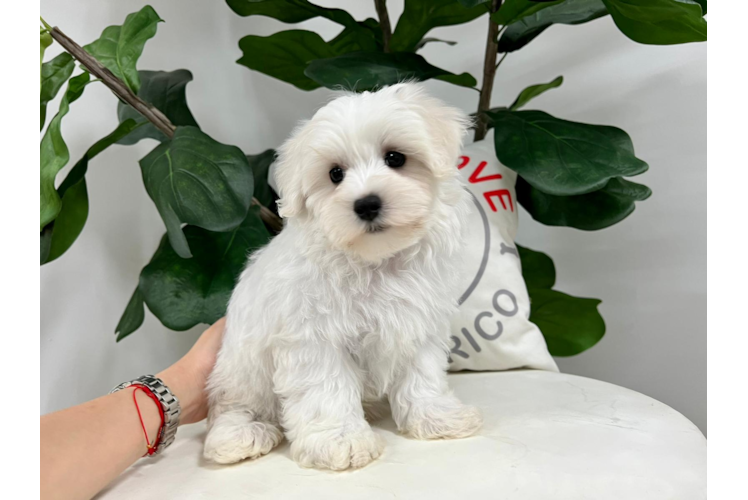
left=157, top=364, right=203, bottom=425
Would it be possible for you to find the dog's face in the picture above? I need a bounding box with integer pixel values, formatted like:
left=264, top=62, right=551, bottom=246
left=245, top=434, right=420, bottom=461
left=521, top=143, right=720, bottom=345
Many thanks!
left=274, top=83, right=469, bottom=263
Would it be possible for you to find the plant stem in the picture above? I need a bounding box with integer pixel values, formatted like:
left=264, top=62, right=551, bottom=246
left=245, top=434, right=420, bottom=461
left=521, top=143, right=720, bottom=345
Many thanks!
left=374, top=0, right=392, bottom=53
left=255, top=203, right=284, bottom=232
left=495, top=52, right=508, bottom=71
left=474, top=0, right=502, bottom=142
left=46, top=24, right=284, bottom=231
left=47, top=26, right=176, bottom=139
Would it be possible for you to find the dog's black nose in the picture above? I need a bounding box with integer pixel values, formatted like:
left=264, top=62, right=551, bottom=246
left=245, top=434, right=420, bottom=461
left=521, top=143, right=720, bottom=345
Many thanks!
left=354, top=194, right=382, bottom=222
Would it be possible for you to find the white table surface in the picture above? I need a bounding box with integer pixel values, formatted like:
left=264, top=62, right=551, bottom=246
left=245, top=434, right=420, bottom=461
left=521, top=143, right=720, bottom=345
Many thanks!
left=97, top=370, right=706, bottom=500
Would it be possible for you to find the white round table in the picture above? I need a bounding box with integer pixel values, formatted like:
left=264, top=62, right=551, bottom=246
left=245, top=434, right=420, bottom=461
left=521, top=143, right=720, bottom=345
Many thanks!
left=97, top=370, right=706, bottom=500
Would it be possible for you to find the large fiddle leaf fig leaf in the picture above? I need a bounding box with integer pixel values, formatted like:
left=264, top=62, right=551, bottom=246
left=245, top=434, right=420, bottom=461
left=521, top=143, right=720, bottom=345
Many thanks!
left=602, top=0, right=706, bottom=45
left=457, top=0, right=490, bottom=7
left=139, top=126, right=254, bottom=259
left=42, top=180, right=88, bottom=264
left=83, top=5, right=162, bottom=93
left=115, top=288, right=146, bottom=341
left=40, top=72, right=90, bottom=230
left=247, top=150, right=277, bottom=207
left=509, top=75, right=563, bottom=111
left=528, top=288, right=605, bottom=356
left=228, top=0, right=380, bottom=52
left=489, top=109, right=648, bottom=196
left=498, top=0, right=609, bottom=53
left=516, top=244, right=556, bottom=290
left=391, top=0, right=487, bottom=52
left=41, top=53, right=75, bottom=130
left=41, top=119, right=146, bottom=264
left=227, top=0, right=358, bottom=26
left=305, top=51, right=477, bottom=91
left=492, top=0, right=564, bottom=26
left=117, top=70, right=199, bottom=145
left=238, top=30, right=337, bottom=91
left=516, top=244, right=605, bottom=355
left=517, top=176, right=651, bottom=230
left=328, top=18, right=382, bottom=53
left=137, top=207, right=271, bottom=331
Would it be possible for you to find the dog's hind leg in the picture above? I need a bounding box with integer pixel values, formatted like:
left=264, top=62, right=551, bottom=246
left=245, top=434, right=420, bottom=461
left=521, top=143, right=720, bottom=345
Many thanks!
left=203, top=321, right=283, bottom=465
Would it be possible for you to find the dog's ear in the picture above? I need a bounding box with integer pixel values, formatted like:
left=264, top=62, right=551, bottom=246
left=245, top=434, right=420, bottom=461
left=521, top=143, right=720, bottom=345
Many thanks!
left=391, top=83, right=472, bottom=179
left=274, top=122, right=310, bottom=218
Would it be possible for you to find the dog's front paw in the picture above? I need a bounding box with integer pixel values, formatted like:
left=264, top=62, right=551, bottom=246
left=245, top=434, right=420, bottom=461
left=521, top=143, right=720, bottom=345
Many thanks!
left=204, top=412, right=284, bottom=464
left=291, top=427, right=384, bottom=470
left=404, top=399, right=483, bottom=440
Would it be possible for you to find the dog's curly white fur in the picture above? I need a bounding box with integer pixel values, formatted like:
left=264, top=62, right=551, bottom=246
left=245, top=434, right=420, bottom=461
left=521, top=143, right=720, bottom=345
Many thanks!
left=204, top=83, right=482, bottom=470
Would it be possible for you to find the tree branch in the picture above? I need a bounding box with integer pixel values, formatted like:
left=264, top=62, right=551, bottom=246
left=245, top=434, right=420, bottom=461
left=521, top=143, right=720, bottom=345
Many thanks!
left=474, top=0, right=502, bottom=142
left=374, top=0, right=392, bottom=53
left=255, top=202, right=283, bottom=232
left=46, top=24, right=284, bottom=232
left=48, top=26, right=176, bottom=139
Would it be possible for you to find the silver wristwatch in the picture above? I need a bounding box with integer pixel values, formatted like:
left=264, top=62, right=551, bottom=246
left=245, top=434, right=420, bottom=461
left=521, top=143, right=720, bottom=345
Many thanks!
left=110, top=375, right=181, bottom=454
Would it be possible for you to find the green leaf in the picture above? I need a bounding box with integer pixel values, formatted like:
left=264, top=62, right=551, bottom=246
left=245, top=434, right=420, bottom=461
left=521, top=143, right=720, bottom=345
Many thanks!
left=457, top=0, right=490, bottom=7
left=227, top=0, right=359, bottom=27
left=498, top=0, right=609, bottom=53
left=415, top=37, right=458, bottom=50
left=228, top=0, right=380, bottom=53
left=237, top=30, right=337, bottom=91
left=305, top=51, right=477, bottom=91
left=40, top=27, right=53, bottom=82
left=489, top=109, right=648, bottom=196
left=139, top=126, right=254, bottom=259
left=517, top=176, right=652, bottom=230
left=328, top=19, right=382, bottom=53
left=44, top=180, right=89, bottom=264
left=83, top=5, right=162, bottom=93
left=41, top=119, right=146, bottom=264
left=139, top=207, right=271, bottom=331
left=117, top=70, right=199, bottom=145
left=435, top=72, right=478, bottom=88
left=602, top=0, right=706, bottom=45
left=40, top=225, right=53, bottom=265
left=509, top=75, right=563, bottom=111
left=247, top=150, right=277, bottom=207
left=40, top=71, right=91, bottom=230
left=115, top=288, right=146, bottom=342
left=492, top=0, right=564, bottom=25
left=516, top=244, right=556, bottom=289
left=528, top=288, right=605, bottom=356
left=391, top=0, right=487, bottom=52
left=40, top=52, right=75, bottom=130
left=695, top=0, right=706, bottom=15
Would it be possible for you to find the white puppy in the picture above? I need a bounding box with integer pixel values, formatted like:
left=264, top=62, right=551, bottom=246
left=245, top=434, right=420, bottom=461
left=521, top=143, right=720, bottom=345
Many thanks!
left=204, top=83, right=482, bottom=470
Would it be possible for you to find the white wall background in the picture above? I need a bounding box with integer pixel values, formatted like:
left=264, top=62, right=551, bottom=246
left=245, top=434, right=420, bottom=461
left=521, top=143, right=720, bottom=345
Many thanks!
left=40, top=0, right=706, bottom=434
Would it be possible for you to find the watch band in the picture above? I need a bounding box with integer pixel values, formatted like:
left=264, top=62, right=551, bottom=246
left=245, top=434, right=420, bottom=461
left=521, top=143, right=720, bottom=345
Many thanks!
left=110, top=375, right=181, bottom=454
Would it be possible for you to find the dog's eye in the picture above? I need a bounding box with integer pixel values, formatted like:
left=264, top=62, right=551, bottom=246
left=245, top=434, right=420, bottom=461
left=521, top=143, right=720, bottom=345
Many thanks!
left=329, top=166, right=345, bottom=184
left=384, top=151, right=406, bottom=168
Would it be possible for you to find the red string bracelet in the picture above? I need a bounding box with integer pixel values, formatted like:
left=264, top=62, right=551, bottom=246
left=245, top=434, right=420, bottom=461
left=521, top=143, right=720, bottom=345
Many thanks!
left=130, top=384, right=165, bottom=456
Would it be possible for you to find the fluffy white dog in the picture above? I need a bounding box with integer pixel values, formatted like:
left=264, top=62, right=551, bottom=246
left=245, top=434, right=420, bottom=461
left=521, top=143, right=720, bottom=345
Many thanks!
left=204, top=83, right=483, bottom=470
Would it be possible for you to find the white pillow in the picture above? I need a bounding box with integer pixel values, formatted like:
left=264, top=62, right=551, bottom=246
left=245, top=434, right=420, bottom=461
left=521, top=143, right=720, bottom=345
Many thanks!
left=268, top=131, right=558, bottom=373
left=449, top=131, right=558, bottom=372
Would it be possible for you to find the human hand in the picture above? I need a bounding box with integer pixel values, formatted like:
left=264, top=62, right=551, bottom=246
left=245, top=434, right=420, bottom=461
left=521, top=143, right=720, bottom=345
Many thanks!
left=158, top=318, right=225, bottom=425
